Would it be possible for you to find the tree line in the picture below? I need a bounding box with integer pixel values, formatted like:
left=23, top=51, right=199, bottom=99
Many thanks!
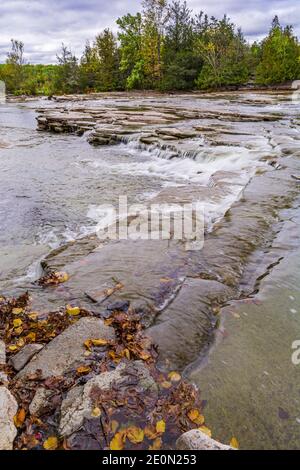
left=0, top=1, right=299, bottom=95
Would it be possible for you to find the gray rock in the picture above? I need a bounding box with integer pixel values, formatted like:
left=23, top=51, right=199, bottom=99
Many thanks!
left=176, top=430, right=235, bottom=451
left=17, top=317, right=115, bottom=379
left=0, top=340, right=6, bottom=365
left=29, top=387, right=55, bottom=417
left=9, top=344, right=44, bottom=372
left=0, top=386, right=18, bottom=450
left=59, top=360, right=158, bottom=437
left=0, top=371, right=9, bottom=385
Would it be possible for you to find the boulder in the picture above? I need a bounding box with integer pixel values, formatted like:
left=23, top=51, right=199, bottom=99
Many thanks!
left=59, top=361, right=158, bottom=437
left=9, top=344, right=44, bottom=372
left=0, top=386, right=18, bottom=450
left=176, top=429, right=235, bottom=451
left=17, top=317, right=115, bottom=379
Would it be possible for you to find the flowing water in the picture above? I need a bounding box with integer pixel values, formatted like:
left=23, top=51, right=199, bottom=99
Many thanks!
left=0, top=92, right=300, bottom=449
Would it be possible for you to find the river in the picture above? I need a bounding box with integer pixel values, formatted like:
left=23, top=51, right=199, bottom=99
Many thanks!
left=0, top=91, right=299, bottom=449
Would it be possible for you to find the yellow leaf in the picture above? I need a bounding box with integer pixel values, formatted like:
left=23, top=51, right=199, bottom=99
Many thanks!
left=161, top=381, right=172, bottom=389
left=43, top=436, right=58, bottom=450
left=12, top=308, right=23, bottom=315
left=14, top=408, right=26, bottom=427
left=14, top=327, right=23, bottom=335
left=168, top=371, right=181, bottom=382
left=8, top=345, right=18, bottom=351
left=110, top=432, right=124, bottom=451
left=84, top=350, right=92, bottom=357
left=55, top=272, right=69, bottom=283
left=156, top=420, right=166, bottom=434
left=123, top=348, right=130, bottom=359
left=126, top=426, right=144, bottom=444
left=188, top=409, right=205, bottom=425
left=91, top=338, right=108, bottom=347
left=66, top=305, right=80, bottom=316
left=13, top=318, right=23, bottom=328
left=27, top=312, right=38, bottom=320
left=199, top=426, right=212, bottom=438
left=76, top=365, right=91, bottom=375
left=149, top=437, right=162, bottom=450
left=26, top=332, right=36, bottom=342
left=91, top=407, right=101, bottom=418
left=17, top=338, right=25, bottom=348
left=230, top=437, right=239, bottom=449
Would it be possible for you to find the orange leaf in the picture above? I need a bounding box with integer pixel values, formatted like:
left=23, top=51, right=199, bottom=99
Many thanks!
left=76, top=365, right=91, bottom=375
left=91, top=338, right=108, bottom=347
left=199, top=425, right=212, bottom=438
left=14, top=408, right=26, bottom=428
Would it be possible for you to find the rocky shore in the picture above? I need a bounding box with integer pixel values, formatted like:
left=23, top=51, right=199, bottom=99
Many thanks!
left=1, top=90, right=300, bottom=450
left=0, top=291, right=235, bottom=450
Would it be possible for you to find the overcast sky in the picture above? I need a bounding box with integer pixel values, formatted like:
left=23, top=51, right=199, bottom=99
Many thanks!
left=0, top=0, right=299, bottom=64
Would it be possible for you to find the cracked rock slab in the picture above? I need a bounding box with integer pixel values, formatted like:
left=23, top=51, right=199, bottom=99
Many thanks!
left=17, top=317, right=115, bottom=379
left=9, top=343, right=44, bottom=372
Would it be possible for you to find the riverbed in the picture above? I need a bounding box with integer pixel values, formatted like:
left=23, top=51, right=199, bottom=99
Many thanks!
left=0, top=91, right=300, bottom=449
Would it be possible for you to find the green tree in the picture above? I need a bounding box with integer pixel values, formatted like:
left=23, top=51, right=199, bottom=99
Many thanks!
left=255, top=17, right=300, bottom=85
left=55, top=44, right=80, bottom=94
left=161, top=1, right=202, bottom=90
left=92, top=29, right=121, bottom=91
left=195, top=16, right=250, bottom=89
left=117, top=13, right=144, bottom=89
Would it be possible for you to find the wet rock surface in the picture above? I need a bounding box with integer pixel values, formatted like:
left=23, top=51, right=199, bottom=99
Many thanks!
left=17, top=317, right=115, bottom=379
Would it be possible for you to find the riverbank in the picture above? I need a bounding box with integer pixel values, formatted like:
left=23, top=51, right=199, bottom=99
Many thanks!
left=1, top=90, right=300, bottom=449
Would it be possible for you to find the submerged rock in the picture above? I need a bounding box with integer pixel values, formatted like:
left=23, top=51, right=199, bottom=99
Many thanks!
left=0, top=386, right=18, bottom=450
left=9, top=344, right=44, bottom=372
left=59, top=361, right=158, bottom=437
left=17, top=317, right=115, bottom=379
left=176, top=429, right=234, bottom=451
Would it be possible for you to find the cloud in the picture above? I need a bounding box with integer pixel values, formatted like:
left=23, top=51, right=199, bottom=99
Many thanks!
left=0, top=0, right=299, bottom=64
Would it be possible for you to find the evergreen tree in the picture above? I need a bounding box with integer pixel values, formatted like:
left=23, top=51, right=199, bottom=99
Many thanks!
left=255, top=17, right=300, bottom=85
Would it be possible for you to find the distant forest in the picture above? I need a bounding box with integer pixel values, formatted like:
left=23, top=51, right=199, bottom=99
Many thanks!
left=0, top=0, right=299, bottom=95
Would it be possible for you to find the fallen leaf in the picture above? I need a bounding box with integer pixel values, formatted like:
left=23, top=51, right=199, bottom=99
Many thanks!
left=111, top=420, right=119, bottom=434
left=43, top=436, right=58, bottom=450
left=187, top=409, right=205, bottom=425
left=12, top=308, right=23, bottom=315
left=13, top=318, right=23, bottom=328
left=26, top=332, right=36, bottom=342
left=76, top=365, right=91, bottom=375
left=156, top=420, right=166, bottom=434
left=230, top=437, right=239, bottom=449
left=91, top=407, right=101, bottom=418
left=161, top=381, right=172, bottom=389
left=126, top=426, right=144, bottom=444
left=14, top=408, right=26, bottom=428
left=91, top=338, right=108, bottom=347
left=110, top=432, right=124, bottom=450
left=199, top=425, right=212, bottom=438
left=66, top=305, right=80, bottom=316
left=168, top=371, right=181, bottom=382
left=27, top=312, right=38, bottom=320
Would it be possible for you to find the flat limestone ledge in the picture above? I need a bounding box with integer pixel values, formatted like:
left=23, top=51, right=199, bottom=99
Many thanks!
left=176, top=430, right=235, bottom=451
